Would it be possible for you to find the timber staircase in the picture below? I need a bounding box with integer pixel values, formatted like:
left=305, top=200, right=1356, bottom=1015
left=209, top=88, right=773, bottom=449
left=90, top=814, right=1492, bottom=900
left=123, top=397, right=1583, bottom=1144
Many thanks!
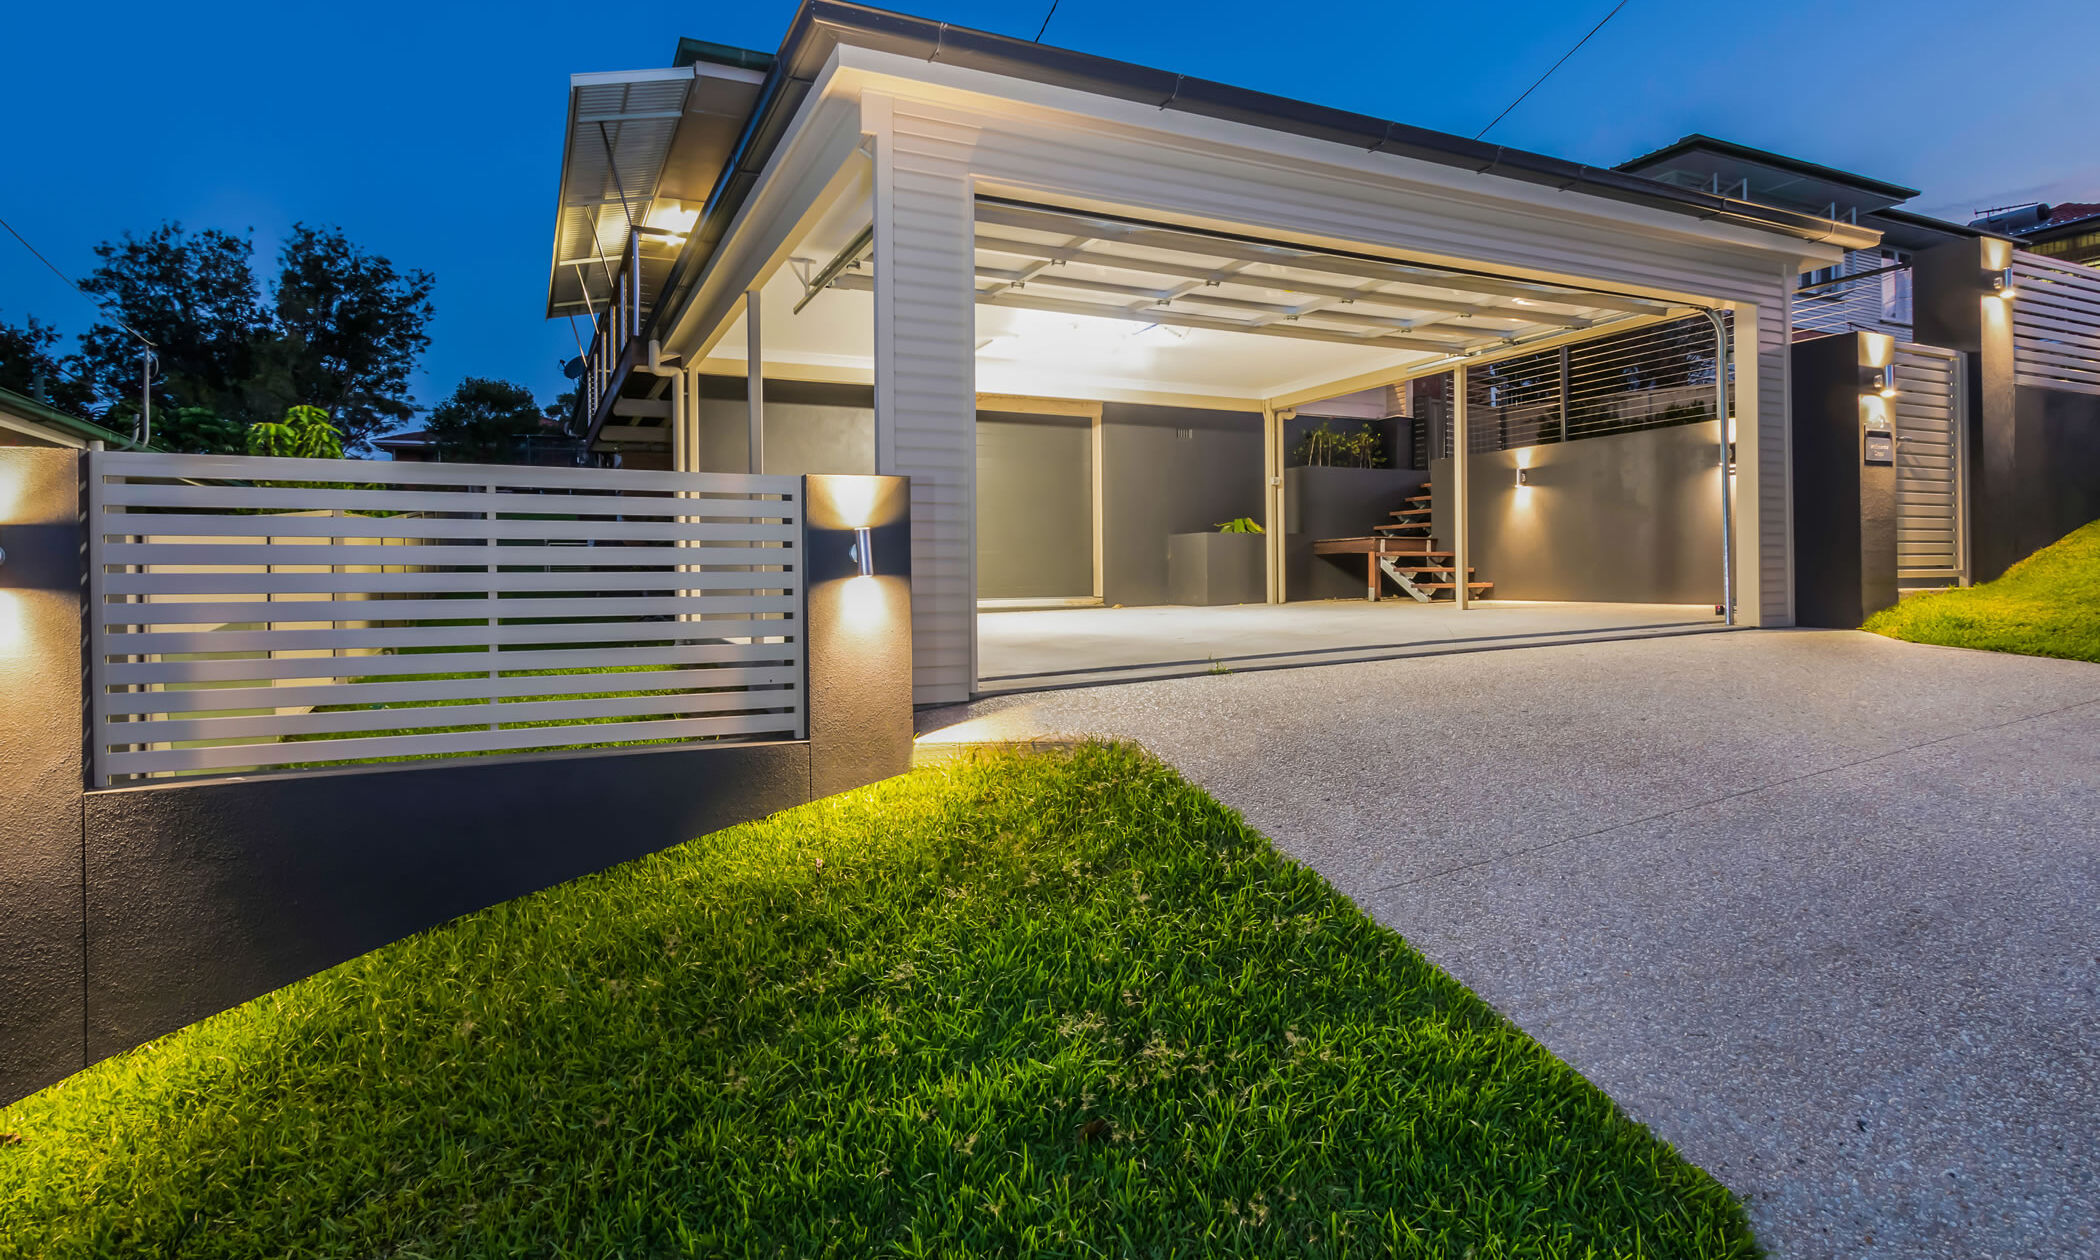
left=1309, top=484, right=1494, bottom=602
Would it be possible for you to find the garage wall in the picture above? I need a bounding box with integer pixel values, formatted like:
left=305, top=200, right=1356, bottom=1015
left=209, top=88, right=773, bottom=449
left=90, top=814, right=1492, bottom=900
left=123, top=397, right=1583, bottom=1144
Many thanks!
left=977, top=411, right=1093, bottom=598
left=1102, top=404, right=1264, bottom=605
left=693, top=375, right=875, bottom=475
left=1435, top=423, right=1725, bottom=604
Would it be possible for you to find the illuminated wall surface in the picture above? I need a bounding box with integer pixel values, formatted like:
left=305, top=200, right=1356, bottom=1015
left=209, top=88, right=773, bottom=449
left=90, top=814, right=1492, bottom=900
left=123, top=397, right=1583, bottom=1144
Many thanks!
left=0, top=457, right=914, bottom=1105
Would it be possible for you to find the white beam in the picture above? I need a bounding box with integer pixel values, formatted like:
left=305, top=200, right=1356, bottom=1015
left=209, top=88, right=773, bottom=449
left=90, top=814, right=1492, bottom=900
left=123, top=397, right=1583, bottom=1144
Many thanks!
left=1453, top=366, right=1471, bottom=612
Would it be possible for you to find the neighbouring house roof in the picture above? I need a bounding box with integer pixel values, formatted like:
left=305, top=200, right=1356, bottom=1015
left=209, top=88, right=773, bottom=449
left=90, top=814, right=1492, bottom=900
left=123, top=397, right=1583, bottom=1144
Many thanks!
left=0, top=384, right=142, bottom=449
left=1616, top=134, right=1920, bottom=218
left=564, top=1, right=1883, bottom=359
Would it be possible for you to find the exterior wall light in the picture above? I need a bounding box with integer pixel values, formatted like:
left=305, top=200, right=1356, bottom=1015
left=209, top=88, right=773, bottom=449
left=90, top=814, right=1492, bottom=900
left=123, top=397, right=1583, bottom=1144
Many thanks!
left=848, top=526, right=874, bottom=577
left=1991, top=267, right=2018, bottom=299
left=1515, top=467, right=1531, bottom=487
left=1862, top=366, right=1897, bottom=399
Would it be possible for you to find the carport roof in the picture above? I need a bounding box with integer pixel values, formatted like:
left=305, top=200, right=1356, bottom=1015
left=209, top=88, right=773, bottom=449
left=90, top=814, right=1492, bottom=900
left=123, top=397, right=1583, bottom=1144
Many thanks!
left=632, top=1, right=1878, bottom=350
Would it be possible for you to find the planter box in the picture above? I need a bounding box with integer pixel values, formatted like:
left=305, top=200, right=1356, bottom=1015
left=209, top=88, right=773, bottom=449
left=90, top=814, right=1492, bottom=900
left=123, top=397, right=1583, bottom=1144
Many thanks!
left=1168, top=531, right=1266, bottom=605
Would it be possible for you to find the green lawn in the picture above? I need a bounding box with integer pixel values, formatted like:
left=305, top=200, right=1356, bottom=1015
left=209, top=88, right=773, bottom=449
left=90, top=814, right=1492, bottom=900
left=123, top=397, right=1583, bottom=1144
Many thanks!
left=1865, top=517, right=2100, bottom=662
left=1, top=743, right=1755, bottom=1258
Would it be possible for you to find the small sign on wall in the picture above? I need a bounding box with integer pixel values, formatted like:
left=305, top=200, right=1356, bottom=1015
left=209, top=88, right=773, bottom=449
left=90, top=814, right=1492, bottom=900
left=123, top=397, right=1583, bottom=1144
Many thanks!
left=1863, top=431, right=1894, bottom=466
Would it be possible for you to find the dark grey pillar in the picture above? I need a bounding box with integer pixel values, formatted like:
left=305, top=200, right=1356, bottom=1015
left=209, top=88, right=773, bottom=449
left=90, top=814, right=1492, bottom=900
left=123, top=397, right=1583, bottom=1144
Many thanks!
left=1914, top=238, right=2020, bottom=581
left=1791, top=334, right=1898, bottom=627
left=803, top=474, right=914, bottom=796
left=0, top=448, right=87, bottom=1103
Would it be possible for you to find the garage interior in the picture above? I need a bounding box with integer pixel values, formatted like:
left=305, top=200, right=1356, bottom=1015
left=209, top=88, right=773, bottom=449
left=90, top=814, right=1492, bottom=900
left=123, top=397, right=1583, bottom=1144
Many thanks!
left=608, top=194, right=1738, bottom=695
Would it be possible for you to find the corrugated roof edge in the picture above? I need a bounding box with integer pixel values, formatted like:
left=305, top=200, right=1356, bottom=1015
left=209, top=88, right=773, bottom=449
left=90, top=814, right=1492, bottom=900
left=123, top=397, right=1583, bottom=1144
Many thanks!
left=630, top=0, right=1867, bottom=437
left=0, top=384, right=144, bottom=449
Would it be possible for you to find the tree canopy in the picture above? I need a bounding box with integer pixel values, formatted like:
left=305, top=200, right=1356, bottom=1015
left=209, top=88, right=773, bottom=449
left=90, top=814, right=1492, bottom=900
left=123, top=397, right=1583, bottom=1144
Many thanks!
left=0, top=310, right=99, bottom=415
left=41, top=221, right=435, bottom=453
left=425, top=377, right=553, bottom=463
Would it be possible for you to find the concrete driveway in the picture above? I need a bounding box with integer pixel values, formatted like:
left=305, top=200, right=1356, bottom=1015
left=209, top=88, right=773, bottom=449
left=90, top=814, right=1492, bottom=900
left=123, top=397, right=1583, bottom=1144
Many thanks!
left=917, top=630, right=2100, bottom=1259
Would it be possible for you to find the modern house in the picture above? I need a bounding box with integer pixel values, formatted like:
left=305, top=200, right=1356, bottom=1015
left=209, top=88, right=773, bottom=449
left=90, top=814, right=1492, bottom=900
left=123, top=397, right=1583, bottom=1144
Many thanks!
left=544, top=1, right=2091, bottom=704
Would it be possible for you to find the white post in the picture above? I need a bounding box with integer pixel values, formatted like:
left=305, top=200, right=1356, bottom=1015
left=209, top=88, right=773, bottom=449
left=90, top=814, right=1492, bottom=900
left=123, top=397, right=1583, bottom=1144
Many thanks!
left=1262, top=404, right=1283, bottom=603
left=867, top=90, right=978, bottom=704
left=1453, top=366, right=1471, bottom=611
left=746, top=289, right=764, bottom=474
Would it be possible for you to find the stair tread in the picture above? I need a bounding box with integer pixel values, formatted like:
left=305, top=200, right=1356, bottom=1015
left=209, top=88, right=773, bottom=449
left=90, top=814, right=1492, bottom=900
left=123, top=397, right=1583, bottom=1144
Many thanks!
left=1389, top=507, right=1432, bottom=517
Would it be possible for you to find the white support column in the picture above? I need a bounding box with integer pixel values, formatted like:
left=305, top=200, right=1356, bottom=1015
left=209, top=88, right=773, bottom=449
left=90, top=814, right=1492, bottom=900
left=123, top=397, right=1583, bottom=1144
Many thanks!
left=1452, top=367, right=1471, bottom=611
left=1731, top=299, right=1767, bottom=626
left=866, top=91, right=980, bottom=704
left=1262, top=404, right=1284, bottom=603
left=745, top=289, right=764, bottom=474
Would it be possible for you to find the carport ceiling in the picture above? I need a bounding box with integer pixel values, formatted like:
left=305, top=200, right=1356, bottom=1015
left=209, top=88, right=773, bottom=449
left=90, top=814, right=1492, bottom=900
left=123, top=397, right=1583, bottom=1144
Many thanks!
left=821, top=200, right=1676, bottom=359
left=708, top=197, right=1699, bottom=409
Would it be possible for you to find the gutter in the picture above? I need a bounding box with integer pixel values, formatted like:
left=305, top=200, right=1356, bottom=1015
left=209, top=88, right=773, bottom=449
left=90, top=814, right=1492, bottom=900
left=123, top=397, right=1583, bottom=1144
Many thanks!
left=626, top=0, right=1871, bottom=436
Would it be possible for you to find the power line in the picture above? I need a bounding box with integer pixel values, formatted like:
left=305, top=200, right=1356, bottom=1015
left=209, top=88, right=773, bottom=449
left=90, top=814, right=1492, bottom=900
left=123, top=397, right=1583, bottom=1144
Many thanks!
left=1475, top=0, right=1630, bottom=141
left=1034, top=0, right=1061, bottom=42
left=0, top=211, right=157, bottom=349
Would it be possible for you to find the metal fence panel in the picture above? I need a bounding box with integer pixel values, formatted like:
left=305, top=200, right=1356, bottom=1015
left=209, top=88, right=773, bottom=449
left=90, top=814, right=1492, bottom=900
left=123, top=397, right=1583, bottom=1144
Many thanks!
left=2011, top=254, right=2100, bottom=397
left=1891, top=342, right=1967, bottom=583
left=87, top=451, right=805, bottom=785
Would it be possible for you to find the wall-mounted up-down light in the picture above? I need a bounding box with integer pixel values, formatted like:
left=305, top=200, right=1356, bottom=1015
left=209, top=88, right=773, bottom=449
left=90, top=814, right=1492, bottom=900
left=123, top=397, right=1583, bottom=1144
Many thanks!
left=1861, top=366, right=1898, bottom=399
left=1514, top=468, right=1531, bottom=488
left=848, top=526, right=874, bottom=577
left=1991, top=267, right=2019, bottom=300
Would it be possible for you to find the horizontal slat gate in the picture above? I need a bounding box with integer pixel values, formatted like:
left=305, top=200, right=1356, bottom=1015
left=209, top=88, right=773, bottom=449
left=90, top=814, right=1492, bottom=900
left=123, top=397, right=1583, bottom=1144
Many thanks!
left=1891, top=342, right=1965, bottom=583
left=2011, top=254, right=2100, bottom=397
left=88, top=451, right=804, bottom=785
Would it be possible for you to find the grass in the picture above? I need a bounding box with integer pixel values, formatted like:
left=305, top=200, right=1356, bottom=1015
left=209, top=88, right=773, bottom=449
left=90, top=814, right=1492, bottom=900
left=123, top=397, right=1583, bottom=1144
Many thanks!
left=1864, top=517, right=2100, bottom=663
left=1, top=743, right=1755, bottom=1258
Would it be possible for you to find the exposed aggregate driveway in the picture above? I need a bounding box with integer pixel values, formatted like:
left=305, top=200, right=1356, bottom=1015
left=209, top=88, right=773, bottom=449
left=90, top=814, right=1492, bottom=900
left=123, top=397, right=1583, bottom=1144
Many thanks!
left=918, top=629, right=2100, bottom=1259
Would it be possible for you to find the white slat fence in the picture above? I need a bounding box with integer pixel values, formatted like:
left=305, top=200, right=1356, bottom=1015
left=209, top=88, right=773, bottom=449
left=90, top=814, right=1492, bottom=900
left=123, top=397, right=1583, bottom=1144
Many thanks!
left=2010, top=253, right=2100, bottom=397
left=88, top=451, right=804, bottom=785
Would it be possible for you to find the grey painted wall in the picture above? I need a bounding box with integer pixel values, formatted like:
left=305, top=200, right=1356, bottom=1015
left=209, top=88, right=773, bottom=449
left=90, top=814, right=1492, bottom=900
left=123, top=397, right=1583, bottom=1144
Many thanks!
left=1443, top=422, right=1727, bottom=604
left=1100, top=404, right=1264, bottom=606
left=1284, top=466, right=1429, bottom=600
left=976, top=412, right=1093, bottom=599
left=0, top=449, right=87, bottom=1105
left=694, top=375, right=875, bottom=475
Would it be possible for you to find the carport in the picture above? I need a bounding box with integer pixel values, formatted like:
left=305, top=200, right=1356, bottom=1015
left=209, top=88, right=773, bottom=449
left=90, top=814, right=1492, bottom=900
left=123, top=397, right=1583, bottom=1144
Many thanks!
left=556, top=2, right=1880, bottom=703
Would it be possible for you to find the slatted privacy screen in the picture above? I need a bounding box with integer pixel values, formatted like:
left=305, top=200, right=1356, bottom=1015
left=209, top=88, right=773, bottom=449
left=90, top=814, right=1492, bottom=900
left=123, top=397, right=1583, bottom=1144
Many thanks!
left=2010, top=254, right=2100, bottom=398
left=1891, top=343, right=1966, bottom=583
left=87, top=451, right=805, bottom=785
left=1459, top=313, right=1734, bottom=455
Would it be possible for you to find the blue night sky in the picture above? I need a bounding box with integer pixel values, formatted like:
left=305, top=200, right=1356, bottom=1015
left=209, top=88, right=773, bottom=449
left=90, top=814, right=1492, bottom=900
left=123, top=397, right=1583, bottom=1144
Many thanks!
left=4, top=0, right=2096, bottom=428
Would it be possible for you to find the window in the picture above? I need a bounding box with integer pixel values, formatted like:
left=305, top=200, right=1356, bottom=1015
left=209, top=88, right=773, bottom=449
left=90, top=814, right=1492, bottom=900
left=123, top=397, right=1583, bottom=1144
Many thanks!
left=1879, top=249, right=1913, bottom=324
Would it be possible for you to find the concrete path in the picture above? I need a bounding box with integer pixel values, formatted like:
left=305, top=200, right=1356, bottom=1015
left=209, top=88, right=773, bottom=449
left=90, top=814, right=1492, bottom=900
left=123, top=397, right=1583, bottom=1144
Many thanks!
left=978, top=599, right=1719, bottom=692
left=918, top=630, right=2100, bottom=1259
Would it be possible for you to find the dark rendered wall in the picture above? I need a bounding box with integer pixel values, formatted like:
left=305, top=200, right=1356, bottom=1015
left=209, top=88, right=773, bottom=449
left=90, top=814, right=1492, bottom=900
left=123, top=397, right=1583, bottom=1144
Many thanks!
left=1100, top=404, right=1264, bottom=605
left=1790, top=335, right=1899, bottom=627
left=0, top=449, right=88, bottom=1103
left=2009, top=385, right=2100, bottom=560
left=976, top=412, right=1093, bottom=598
left=2, top=467, right=915, bottom=1105
left=1428, top=422, right=1726, bottom=604
left=1284, top=466, right=1428, bottom=600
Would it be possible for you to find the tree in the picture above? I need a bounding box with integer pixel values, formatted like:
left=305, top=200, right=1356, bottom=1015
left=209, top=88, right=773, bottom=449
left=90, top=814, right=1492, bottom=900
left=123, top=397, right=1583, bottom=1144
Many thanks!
left=155, top=407, right=247, bottom=454
left=75, top=223, right=269, bottom=431
left=0, top=310, right=101, bottom=417
left=70, top=221, right=434, bottom=452
left=270, top=224, right=434, bottom=452
left=425, top=378, right=546, bottom=463
left=246, top=405, right=345, bottom=460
